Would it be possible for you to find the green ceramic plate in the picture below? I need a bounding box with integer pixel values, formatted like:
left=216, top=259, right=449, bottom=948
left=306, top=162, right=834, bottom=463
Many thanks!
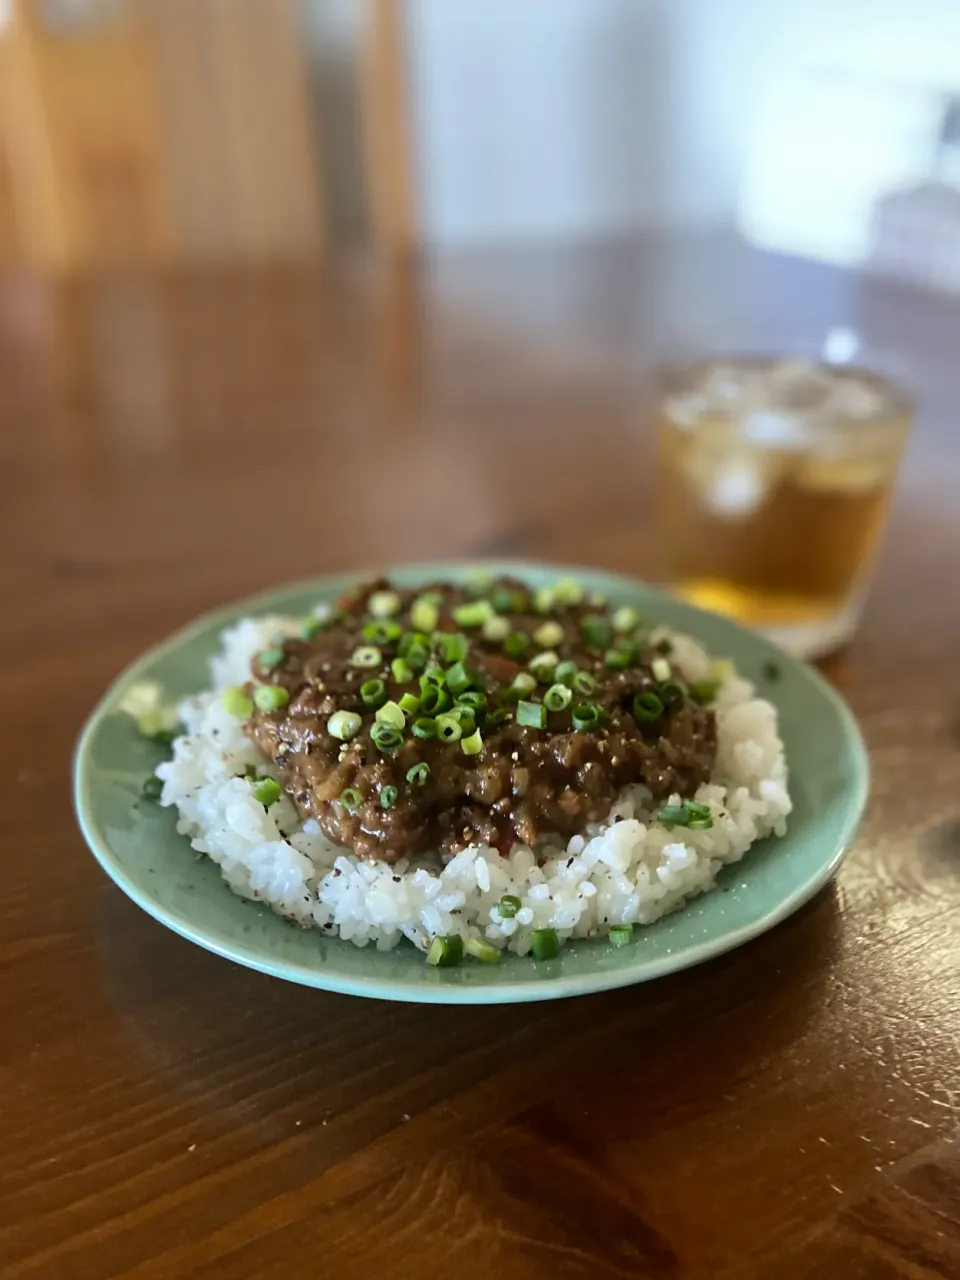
left=74, top=563, right=868, bottom=1004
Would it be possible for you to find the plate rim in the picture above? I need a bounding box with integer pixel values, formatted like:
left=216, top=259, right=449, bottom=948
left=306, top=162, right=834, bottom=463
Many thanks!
left=73, top=560, right=870, bottom=1004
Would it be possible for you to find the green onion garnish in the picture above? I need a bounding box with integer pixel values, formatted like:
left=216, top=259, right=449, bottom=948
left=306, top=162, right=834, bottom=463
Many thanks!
left=552, top=577, right=583, bottom=605
left=299, top=618, right=321, bottom=641
left=498, top=893, right=522, bottom=919
left=660, top=678, right=688, bottom=707
left=461, top=728, right=483, bottom=755
left=689, top=679, right=720, bottom=705
left=368, top=589, right=401, bottom=618
left=452, top=706, right=476, bottom=735
left=253, top=685, right=290, bottom=713
left=510, top=672, right=537, bottom=696
left=412, top=717, right=437, bottom=739
left=350, top=645, right=382, bottom=669
left=362, top=620, right=402, bottom=645
left=257, top=646, right=285, bottom=672
left=464, top=569, right=493, bottom=596
left=338, top=787, right=363, bottom=813
left=391, top=656, right=414, bottom=684
left=426, top=935, right=463, bottom=967
left=603, top=648, right=632, bottom=670
left=572, top=702, right=600, bottom=732
left=420, top=664, right=446, bottom=689
left=685, top=800, right=712, bottom=820
left=252, top=778, right=282, bottom=809
left=533, top=586, right=555, bottom=613
left=608, top=924, right=633, bottom=947
left=651, top=656, right=672, bottom=682
left=580, top=615, right=613, bottom=649
left=435, top=714, right=462, bottom=742
left=533, top=620, right=564, bottom=648
left=452, top=600, right=493, bottom=628
left=445, top=661, right=472, bottom=695
left=658, top=803, right=689, bottom=825
left=572, top=670, right=598, bottom=696
left=360, top=678, right=387, bottom=708
left=465, top=936, right=501, bottom=963
left=543, top=683, right=573, bottom=712
left=327, top=709, right=362, bottom=740
left=380, top=785, right=399, bottom=809
left=222, top=686, right=253, bottom=719
left=504, top=632, right=531, bottom=660
left=434, top=631, right=468, bottom=662
left=491, top=586, right=526, bottom=614
left=410, top=597, right=440, bottom=632
left=399, top=692, right=421, bottom=715
left=516, top=700, right=546, bottom=729
left=370, top=722, right=403, bottom=753
left=482, top=615, right=510, bottom=642
left=554, top=659, right=579, bottom=686
left=456, top=690, right=487, bottom=714
left=141, top=774, right=163, bottom=801
left=633, top=691, right=664, bottom=722
left=612, top=606, right=639, bottom=633
left=530, top=662, right=558, bottom=685
left=530, top=928, right=559, bottom=961
left=485, top=706, right=509, bottom=726
left=418, top=685, right=452, bottom=715
left=406, top=762, right=431, bottom=786
left=375, top=700, right=405, bottom=730
left=688, top=818, right=714, bottom=830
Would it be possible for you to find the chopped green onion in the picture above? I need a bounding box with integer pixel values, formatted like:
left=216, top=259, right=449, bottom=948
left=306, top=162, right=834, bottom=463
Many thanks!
left=406, top=762, right=431, bottom=786
left=552, top=577, right=583, bottom=605
left=445, top=661, right=472, bottom=695
left=375, top=700, right=405, bottom=730
left=612, top=606, right=639, bottom=633
left=530, top=656, right=559, bottom=684
left=452, top=600, right=493, bottom=628
left=222, top=686, right=253, bottom=719
left=543, top=683, right=573, bottom=712
left=420, top=664, right=446, bottom=689
left=461, top=728, right=484, bottom=755
left=253, top=685, right=290, bottom=713
left=426, top=935, right=463, bottom=967
left=572, top=670, right=598, bottom=696
left=580, top=615, right=613, bottom=649
left=491, top=586, right=526, bottom=614
left=412, top=717, right=437, bottom=739
left=685, top=800, right=712, bottom=820
left=688, top=817, right=714, bottom=831
left=465, top=936, right=501, bottom=963
left=504, top=632, right=531, bottom=660
left=485, top=706, right=509, bottom=726
left=656, top=638, right=674, bottom=656
left=456, top=690, right=487, bottom=713
left=710, top=657, right=736, bottom=682
left=434, top=631, right=468, bottom=662
left=299, top=617, right=321, bottom=641
left=482, top=615, right=510, bottom=642
left=404, top=641, right=429, bottom=672
left=633, top=691, right=664, bottom=722
left=399, top=691, right=421, bottom=715
left=435, top=713, right=462, bottom=742
left=360, top=678, right=387, bottom=709
left=256, top=646, right=285, bottom=672
left=391, top=656, right=414, bottom=685
left=380, top=785, right=399, bottom=809
left=651, top=656, right=672, bottom=682
left=660, top=678, right=688, bottom=707
left=419, top=685, right=452, bottom=715
left=603, top=648, right=632, bottom=670
left=338, top=787, right=363, bottom=813
left=516, top=700, right=546, bottom=729
left=689, top=679, right=720, bottom=705
left=658, top=803, right=689, bottom=825
left=530, top=928, right=559, bottom=961
left=370, top=722, right=403, bottom=753
left=533, top=586, right=555, bottom=613
left=509, top=672, right=537, bottom=696
left=553, top=659, right=578, bottom=686
left=533, top=620, right=564, bottom=648
left=252, top=778, right=282, bottom=809
left=368, top=589, right=401, bottom=618
left=327, top=709, right=362, bottom=740
left=410, top=597, right=440, bottom=632
left=498, top=893, right=522, bottom=919
left=350, top=645, right=382, bottom=669
left=571, top=701, right=600, bottom=732
left=452, top=706, right=476, bottom=734
left=141, top=774, right=163, bottom=801
left=587, top=591, right=606, bottom=607
left=362, top=620, right=402, bottom=645
left=609, top=924, right=634, bottom=947
left=464, top=568, right=493, bottom=596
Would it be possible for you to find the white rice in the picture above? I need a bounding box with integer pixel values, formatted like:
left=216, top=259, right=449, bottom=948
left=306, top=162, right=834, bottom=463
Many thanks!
left=153, top=615, right=791, bottom=957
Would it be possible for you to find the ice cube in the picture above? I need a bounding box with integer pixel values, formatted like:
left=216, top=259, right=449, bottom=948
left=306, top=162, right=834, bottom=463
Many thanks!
left=823, top=376, right=885, bottom=421
left=742, top=410, right=809, bottom=450
left=696, top=456, right=777, bottom=516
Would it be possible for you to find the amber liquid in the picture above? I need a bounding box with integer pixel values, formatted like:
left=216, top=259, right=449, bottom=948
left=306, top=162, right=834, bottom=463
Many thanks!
left=658, top=361, right=911, bottom=635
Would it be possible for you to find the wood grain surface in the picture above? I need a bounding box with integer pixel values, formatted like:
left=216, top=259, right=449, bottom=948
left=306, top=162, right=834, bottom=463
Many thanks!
left=1, top=237, right=959, bottom=1279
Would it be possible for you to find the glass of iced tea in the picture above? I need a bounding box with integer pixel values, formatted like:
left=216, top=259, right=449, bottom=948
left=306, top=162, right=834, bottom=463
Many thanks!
left=657, top=353, right=913, bottom=658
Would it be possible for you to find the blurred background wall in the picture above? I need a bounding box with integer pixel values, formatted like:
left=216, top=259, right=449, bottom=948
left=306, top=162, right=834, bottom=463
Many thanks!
left=1, top=0, right=958, bottom=280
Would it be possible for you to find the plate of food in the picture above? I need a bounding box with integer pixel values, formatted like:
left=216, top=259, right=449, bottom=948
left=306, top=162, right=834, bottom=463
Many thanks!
left=73, top=563, right=868, bottom=1003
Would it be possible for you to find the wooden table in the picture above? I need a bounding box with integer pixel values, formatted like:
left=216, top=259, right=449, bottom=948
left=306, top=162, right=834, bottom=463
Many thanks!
left=2, top=239, right=959, bottom=1279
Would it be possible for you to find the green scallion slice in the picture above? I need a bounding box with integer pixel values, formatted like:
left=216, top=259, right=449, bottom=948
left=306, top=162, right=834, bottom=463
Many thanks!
left=410, top=597, right=440, bottom=632
left=580, top=615, right=613, bottom=649
left=412, top=717, right=437, bottom=739
left=464, top=569, right=493, bottom=596
left=608, top=924, right=634, bottom=947
left=485, top=706, right=509, bottom=726
left=375, top=700, right=405, bottom=730
left=651, top=656, right=672, bottom=682
left=141, top=774, right=163, bottom=801
left=572, top=670, right=598, bottom=696
left=612, top=606, right=639, bottom=633
left=603, top=648, right=632, bottom=670
left=509, top=672, right=537, bottom=696
left=420, top=664, right=446, bottom=689
left=552, top=576, right=583, bottom=605
left=362, top=619, right=402, bottom=645
left=252, top=778, right=282, bottom=809
left=452, top=706, right=476, bottom=734
left=359, top=678, right=386, bottom=709
left=222, top=686, right=253, bottom=719
left=571, top=702, right=600, bottom=732
left=543, top=683, right=573, bottom=712
left=660, top=678, right=688, bottom=708
left=516, top=700, right=546, bottom=729
left=689, top=679, right=721, bottom=705
left=688, top=817, right=714, bottom=831
left=685, top=800, right=712, bottom=820
left=327, top=709, right=362, bottom=740
left=533, top=586, right=555, bottom=613
left=299, top=618, right=321, bottom=641
left=256, top=646, right=285, bottom=672
left=253, top=685, right=290, bottom=713
left=435, top=713, right=462, bottom=742
left=498, top=893, right=522, bottom=919
left=530, top=928, right=559, bottom=961
left=434, top=631, right=468, bottom=663
left=633, top=691, right=664, bottom=722
left=452, top=600, right=493, bottom=628
left=399, top=691, right=421, bottom=715
left=456, top=690, right=487, bottom=714
left=418, top=685, right=452, bottom=715
left=426, top=935, right=464, bottom=967
left=370, top=722, right=403, bottom=753
left=368, top=589, right=401, bottom=618
left=461, top=728, right=483, bottom=755
left=349, top=645, right=382, bottom=669
left=504, top=632, right=531, bottom=660
left=465, top=936, right=501, bottom=963
left=554, top=659, right=579, bottom=686
left=533, top=620, right=564, bottom=648
left=406, top=762, right=431, bottom=786
left=380, top=785, right=399, bottom=810
left=338, top=787, right=363, bottom=813
left=445, top=661, right=472, bottom=695
left=482, top=615, right=510, bottom=642
left=391, top=656, right=414, bottom=685
left=658, top=803, right=689, bottom=826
